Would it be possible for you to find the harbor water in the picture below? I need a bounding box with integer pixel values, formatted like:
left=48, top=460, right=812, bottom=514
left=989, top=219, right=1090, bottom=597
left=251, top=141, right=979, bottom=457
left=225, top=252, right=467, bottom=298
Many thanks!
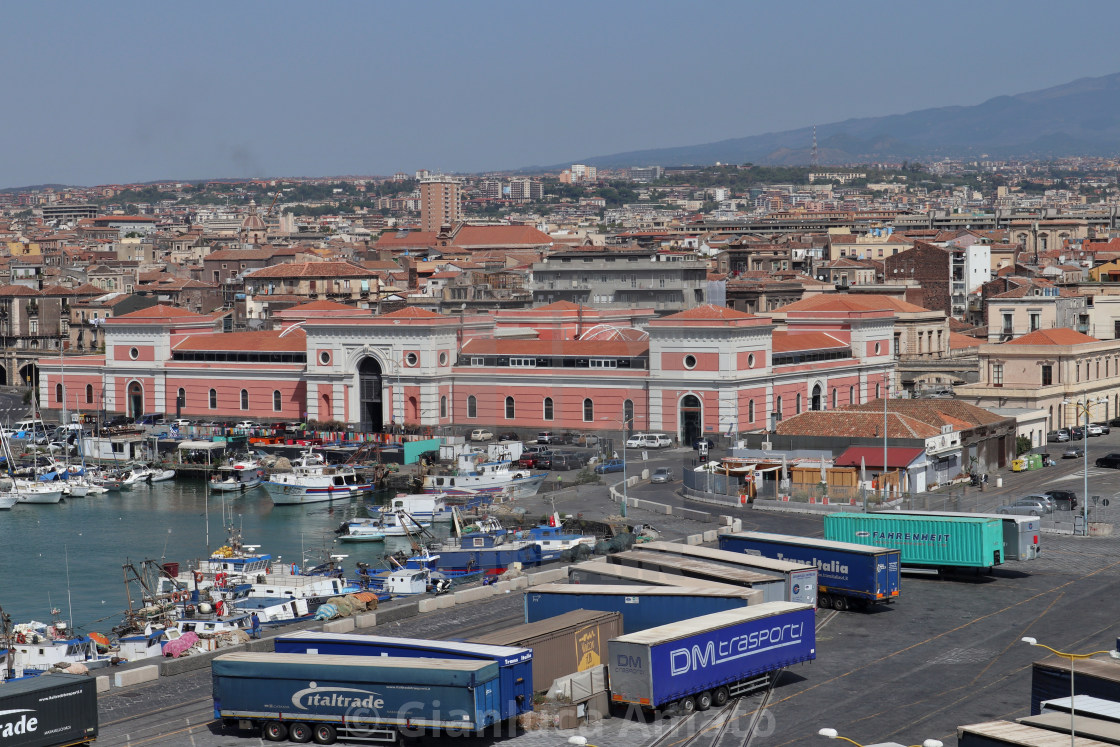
left=0, top=478, right=451, bottom=633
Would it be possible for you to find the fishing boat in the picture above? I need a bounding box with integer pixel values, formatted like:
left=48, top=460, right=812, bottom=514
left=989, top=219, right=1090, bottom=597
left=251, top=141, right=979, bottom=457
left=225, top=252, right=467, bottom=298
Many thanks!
left=263, top=447, right=374, bottom=505
left=13, top=481, right=64, bottom=504
left=3, top=617, right=117, bottom=677
left=0, top=492, right=17, bottom=510
left=334, top=520, right=386, bottom=543
left=209, top=459, right=264, bottom=493
left=336, top=510, right=430, bottom=542
left=527, top=516, right=598, bottom=562
left=367, top=492, right=460, bottom=522
left=422, top=452, right=546, bottom=499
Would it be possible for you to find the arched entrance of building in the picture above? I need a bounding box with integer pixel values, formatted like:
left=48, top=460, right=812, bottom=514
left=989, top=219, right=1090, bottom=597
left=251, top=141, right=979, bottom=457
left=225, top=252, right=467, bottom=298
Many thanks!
left=358, top=358, right=384, bottom=433
left=679, top=394, right=702, bottom=446
left=811, top=383, right=823, bottom=411
left=127, top=381, right=144, bottom=418
left=18, top=363, right=37, bottom=390
left=407, top=396, right=419, bottom=423
left=0, top=366, right=8, bottom=387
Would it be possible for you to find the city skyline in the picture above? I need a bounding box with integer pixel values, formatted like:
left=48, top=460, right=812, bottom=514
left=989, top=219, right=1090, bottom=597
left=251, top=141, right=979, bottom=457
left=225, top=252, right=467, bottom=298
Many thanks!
left=4, top=1, right=1120, bottom=188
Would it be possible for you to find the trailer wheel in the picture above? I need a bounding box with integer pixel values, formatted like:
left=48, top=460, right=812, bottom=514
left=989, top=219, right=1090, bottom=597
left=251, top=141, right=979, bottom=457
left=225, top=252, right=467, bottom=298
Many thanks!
left=818, top=594, right=832, bottom=609
left=263, top=721, right=288, bottom=741
left=713, top=687, right=729, bottom=706
left=289, top=722, right=313, bottom=743
left=696, top=691, right=713, bottom=711
left=833, top=596, right=849, bottom=611
left=677, top=696, right=696, bottom=715
left=312, top=724, right=337, bottom=745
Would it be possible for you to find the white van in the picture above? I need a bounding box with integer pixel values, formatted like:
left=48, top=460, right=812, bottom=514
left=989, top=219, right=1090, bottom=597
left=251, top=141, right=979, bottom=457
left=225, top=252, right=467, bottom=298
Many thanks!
left=627, top=433, right=673, bottom=449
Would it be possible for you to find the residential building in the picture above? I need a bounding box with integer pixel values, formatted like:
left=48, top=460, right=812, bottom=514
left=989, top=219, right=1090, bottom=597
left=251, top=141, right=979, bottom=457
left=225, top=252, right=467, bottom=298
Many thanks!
left=419, top=177, right=462, bottom=233
left=985, top=283, right=1086, bottom=342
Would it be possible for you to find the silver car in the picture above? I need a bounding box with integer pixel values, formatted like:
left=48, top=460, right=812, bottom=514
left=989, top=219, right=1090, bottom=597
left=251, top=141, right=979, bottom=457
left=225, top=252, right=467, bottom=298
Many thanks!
left=997, top=497, right=1053, bottom=516
left=650, top=467, right=675, bottom=483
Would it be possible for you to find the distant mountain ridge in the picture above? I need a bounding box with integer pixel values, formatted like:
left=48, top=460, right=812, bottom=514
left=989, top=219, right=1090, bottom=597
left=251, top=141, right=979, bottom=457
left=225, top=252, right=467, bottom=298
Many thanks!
left=574, top=72, right=1120, bottom=168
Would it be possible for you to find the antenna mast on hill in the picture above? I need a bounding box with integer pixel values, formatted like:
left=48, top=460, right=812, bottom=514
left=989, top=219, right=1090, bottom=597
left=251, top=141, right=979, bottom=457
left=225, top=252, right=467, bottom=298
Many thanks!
left=810, top=126, right=819, bottom=169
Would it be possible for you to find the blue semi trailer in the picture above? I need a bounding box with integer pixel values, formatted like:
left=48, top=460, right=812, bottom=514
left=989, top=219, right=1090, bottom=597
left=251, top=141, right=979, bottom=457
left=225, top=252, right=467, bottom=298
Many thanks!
left=719, top=531, right=900, bottom=611
left=273, top=632, right=533, bottom=722
left=608, top=601, right=816, bottom=714
left=212, top=651, right=503, bottom=743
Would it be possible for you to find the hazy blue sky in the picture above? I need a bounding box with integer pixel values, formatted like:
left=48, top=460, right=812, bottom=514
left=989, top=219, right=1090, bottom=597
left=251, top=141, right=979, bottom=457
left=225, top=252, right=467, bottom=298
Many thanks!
left=4, top=1, right=1120, bottom=187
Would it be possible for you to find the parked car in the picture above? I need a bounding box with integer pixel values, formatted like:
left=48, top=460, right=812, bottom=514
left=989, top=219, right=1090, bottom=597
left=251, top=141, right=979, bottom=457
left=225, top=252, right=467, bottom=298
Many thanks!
left=517, top=449, right=552, bottom=469
left=692, top=437, right=715, bottom=450
left=533, top=452, right=554, bottom=470
left=536, top=432, right=556, bottom=444
left=1070, top=427, right=1086, bottom=440
left=651, top=467, right=675, bottom=483
left=497, top=431, right=520, bottom=442
left=105, top=416, right=135, bottom=429
left=171, top=419, right=193, bottom=429
left=1047, top=430, right=1069, bottom=443
left=1063, top=447, right=1084, bottom=459
left=997, top=497, right=1053, bottom=517
left=576, top=433, right=600, bottom=447
left=234, top=420, right=259, bottom=429
left=1096, top=453, right=1120, bottom=469
left=1043, top=489, right=1078, bottom=511
left=469, top=428, right=494, bottom=442
left=1096, top=422, right=1112, bottom=435
left=594, top=458, right=626, bottom=474
left=625, top=434, right=644, bottom=448
left=550, top=452, right=587, bottom=471
left=1088, top=424, right=1104, bottom=437
left=1109, top=417, right=1120, bottom=428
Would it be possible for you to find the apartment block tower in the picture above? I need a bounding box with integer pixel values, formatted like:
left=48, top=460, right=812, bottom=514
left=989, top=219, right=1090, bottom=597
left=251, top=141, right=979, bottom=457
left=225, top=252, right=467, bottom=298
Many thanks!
left=419, top=176, right=462, bottom=233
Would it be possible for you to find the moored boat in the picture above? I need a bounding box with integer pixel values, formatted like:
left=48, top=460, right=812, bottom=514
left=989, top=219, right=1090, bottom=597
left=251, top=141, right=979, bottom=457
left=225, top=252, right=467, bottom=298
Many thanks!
left=423, top=452, right=546, bottom=499
left=263, top=447, right=373, bottom=505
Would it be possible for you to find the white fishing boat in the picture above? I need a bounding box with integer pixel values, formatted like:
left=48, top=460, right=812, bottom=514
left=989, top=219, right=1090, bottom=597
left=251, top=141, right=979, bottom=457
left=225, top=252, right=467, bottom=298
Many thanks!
left=5, top=619, right=117, bottom=677
left=369, top=492, right=458, bottom=522
left=263, top=447, right=374, bottom=505
left=423, top=452, right=546, bottom=499
left=0, top=492, right=17, bottom=510
left=149, top=468, right=176, bottom=482
left=13, top=481, right=64, bottom=504
left=335, top=520, right=387, bottom=543
left=209, top=460, right=264, bottom=493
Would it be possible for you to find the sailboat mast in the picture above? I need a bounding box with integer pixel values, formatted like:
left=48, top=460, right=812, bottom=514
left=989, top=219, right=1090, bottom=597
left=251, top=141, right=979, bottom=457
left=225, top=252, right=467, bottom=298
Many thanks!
left=65, top=545, right=74, bottom=630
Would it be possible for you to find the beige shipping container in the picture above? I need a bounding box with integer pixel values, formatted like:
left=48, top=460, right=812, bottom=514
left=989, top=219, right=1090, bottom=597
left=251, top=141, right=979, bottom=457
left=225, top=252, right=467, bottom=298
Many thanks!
left=468, top=609, right=624, bottom=693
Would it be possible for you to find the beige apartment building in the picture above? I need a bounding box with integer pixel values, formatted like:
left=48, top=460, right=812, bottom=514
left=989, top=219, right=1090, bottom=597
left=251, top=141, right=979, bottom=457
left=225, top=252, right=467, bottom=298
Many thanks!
left=419, top=177, right=462, bottom=233
left=956, top=328, right=1120, bottom=432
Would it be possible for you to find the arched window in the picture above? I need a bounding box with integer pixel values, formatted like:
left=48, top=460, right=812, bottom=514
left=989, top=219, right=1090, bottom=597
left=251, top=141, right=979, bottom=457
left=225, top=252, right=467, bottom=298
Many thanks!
left=796, top=393, right=802, bottom=414
left=505, top=396, right=515, bottom=420
left=208, top=389, right=217, bottom=409
left=832, top=388, right=838, bottom=409
left=748, top=399, right=755, bottom=423
left=543, top=397, right=554, bottom=421
left=55, top=383, right=63, bottom=404
left=440, top=395, right=447, bottom=418
left=623, top=399, right=634, bottom=430
left=240, top=389, right=249, bottom=410
left=85, top=384, right=93, bottom=404
left=583, top=398, right=594, bottom=422
left=467, top=395, right=477, bottom=418
left=273, top=390, right=282, bottom=412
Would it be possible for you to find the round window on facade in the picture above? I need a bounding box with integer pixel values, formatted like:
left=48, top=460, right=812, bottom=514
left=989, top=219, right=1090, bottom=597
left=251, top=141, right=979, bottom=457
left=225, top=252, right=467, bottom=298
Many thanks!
left=747, top=353, right=756, bottom=369
left=405, top=352, right=419, bottom=367
left=684, top=354, right=697, bottom=369
left=439, top=351, right=448, bottom=366
left=129, top=347, right=139, bottom=360
left=319, top=351, right=331, bottom=365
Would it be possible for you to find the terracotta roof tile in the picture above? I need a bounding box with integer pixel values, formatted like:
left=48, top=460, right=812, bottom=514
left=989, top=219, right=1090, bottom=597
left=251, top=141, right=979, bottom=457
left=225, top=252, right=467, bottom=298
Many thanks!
left=658, top=304, right=756, bottom=321
left=112, top=304, right=212, bottom=322
left=776, top=411, right=941, bottom=439
left=949, top=331, right=984, bottom=350
left=771, top=331, right=848, bottom=353
left=247, top=261, right=375, bottom=279
left=774, top=294, right=932, bottom=314
left=1005, top=328, right=1099, bottom=345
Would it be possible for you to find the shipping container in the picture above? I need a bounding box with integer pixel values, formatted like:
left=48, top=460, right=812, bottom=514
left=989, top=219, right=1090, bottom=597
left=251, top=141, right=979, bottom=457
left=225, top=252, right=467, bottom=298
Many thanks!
left=212, top=652, right=501, bottom=743
left=1032, top=658, right=1120, bottom=715
left=1020, top=712, right=1120, bottom=744
left=567, top=559, right=785, bottom=601
left=719, top=531, right=899, bottom=610
left=635, top=540, right=818, bottom=606
left=273, top=632, right=532, bottom=721
left=824, top=513, right=1004, bottom=569
left=958, top=719, right=1113, bottom=746
left=525, top=584, right=761, bottom=634
left=607, top=602, right=816, bottom=713
left=1041, top=695, right=1120, bottom=723
left=469, top=609, right=623, bottom=693
left=0, top=673, right=98, bottom=747
left=600, top=551, right=790, bottom=602
left=875, top=509, right=1041, bottom=561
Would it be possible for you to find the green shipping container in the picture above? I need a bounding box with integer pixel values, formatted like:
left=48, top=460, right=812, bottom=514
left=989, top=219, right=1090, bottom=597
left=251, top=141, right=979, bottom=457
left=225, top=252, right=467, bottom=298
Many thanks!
left=824, top=513, right=1004, bottom=569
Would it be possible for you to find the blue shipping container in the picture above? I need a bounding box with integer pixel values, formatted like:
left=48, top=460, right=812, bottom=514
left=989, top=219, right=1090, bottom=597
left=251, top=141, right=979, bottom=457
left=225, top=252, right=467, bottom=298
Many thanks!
left=608, top=602, right=816, bottom=709
left=525, top=584, right=760, bottom=634
left=719, top=532, right=900, bottom=606
left=273, top=632, right=533, bottom=721
left=212, top=652, right=502, bottom=733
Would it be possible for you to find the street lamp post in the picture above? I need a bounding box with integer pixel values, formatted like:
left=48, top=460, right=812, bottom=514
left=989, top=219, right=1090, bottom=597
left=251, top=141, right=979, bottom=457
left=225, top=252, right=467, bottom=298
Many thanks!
left=818, top=727, right=943, bottom=747
left=601, top=413, right=632, bottom=518
left=1021, top=638, right=1120, bottom=746
left=1063, top=397, right=1106, bottom=535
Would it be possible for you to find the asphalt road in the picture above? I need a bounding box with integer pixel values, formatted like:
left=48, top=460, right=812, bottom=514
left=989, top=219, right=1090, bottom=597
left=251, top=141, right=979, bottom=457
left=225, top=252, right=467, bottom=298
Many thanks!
left=90, top=444, right=1120, bottom=746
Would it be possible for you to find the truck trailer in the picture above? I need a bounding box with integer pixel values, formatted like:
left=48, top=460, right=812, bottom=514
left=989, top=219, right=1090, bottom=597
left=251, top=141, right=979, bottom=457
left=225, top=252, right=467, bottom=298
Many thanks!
left=718, top=531, right=899, bottom=610
left=825, top=513, right=1004, bottom=570
left=272, top=632, right=533, bottom=722
left=0, top=673, right=98, bottom=747
left=874, top=510, right=1040, bottom=561
left=607, top=601, right=816, bottom=715
left=212, top=652, right=503, bottom=743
